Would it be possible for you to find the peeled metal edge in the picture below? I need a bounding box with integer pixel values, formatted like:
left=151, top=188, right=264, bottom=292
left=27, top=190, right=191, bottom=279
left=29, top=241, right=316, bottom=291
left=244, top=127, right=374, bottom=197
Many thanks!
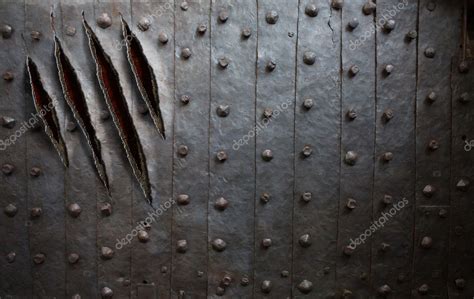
left=53, top=35, right=111, bottom=196
left=26, top=56, right=69, bottom=168
left=120, top=16, right=166, bottom=139
left=82, top=13, right=152, bottom=204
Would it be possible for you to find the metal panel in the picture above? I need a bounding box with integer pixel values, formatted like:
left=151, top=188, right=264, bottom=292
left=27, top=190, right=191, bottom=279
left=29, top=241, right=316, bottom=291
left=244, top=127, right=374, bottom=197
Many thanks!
left=448, top=57, right=474, bottom=298
left=337, top=0, right=376, bottom=297
left=293, top=0, right=341, bottom=298
left=208, top=0, right=257, bottom=297
left=0, top=0, right=33, bottom=297
left=25, top=1, right=67, bottom=297
left=172, top=0, right=211, bottom=297
left=91, top=1, right=133, bottom=297
left=130, top=1, right=174, bottom=298
left=58, top=1, right=99, bottom=297
left=371, top=0, right=417, bottom=297
left=254, top=0, right=297, bottom=297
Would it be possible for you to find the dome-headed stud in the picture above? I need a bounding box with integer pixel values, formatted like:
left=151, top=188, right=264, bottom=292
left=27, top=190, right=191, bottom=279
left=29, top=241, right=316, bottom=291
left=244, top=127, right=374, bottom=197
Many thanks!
left=71, top=294, right=81, bottom=299
left=212, top=238, right=227, bottom=251
left=177, top=194, right=190, bottom=205
left=301, top=192, right=312, bottom=202
left=180, top=1, right=189, bottom=10
left=67, top=203, right=82, bottom=218
left=438, top=208, right=448, bottom=218
left=302, top=145, right=312, bottom=158
left=424, top=47, right=436, bottom=58
left=261, top=280, right=272, bottom=293
left=305, top=4, right=319, bottom=17
left=260, top=192, right=271, bottom=204
left=382, top=194, right=393, bottom=205
left=377, top=284, right=391, bottom=296
left=4, top=203, right=18, bottom=217
left=241, top=28, right=252, bottom=38
left=418, top=284, right=429, bottom=295
left=428, top=139, right=439, bottom=151
left=138, top=230, right=149, bottom=243
left=458, top=92, right=470, bottom=103
left=3, top=71, right=14, bottom=82
left=343, top=245, right=354, bottom=256
left=303, top=51, right=316, bottom=65
left=422, top=185, right=436, bottom=197
left=66, top=121, right=77, bottom=132
left=221, top=275, right=232, bottom=287
left=97, top=13, right=112, bottom=29
left=216, top=150, right=228, bottom=162
left=177, top=145, right=189, bottom=157
left=426, top=91, right=437, bottom=103
left=346, top=198, right=357, bottom=210
left=362, top=1, right=376, bottom=15
left=101, top=287, right=113, bottom=298
left=263, top=108, right=273, bottom=118
left=331, top=0, right=344, bottom=10
left=214, top=197, right=229, bottom=210
left=382, top=109, right=394, bottom=121
left=101, top=247, right=114, bottom=259
left=1, top=163, right=14, bottom=175
left=68, top=253, right=80, bottom=264
left=454, top=278, right=466, bottom=290
left=266, top=60, right=276, bottom=72
left=158, top=32, right=169, bottom=44
left=216, top=105, right=230, bottom=117
left=181, top=48, right=192, bottom=59
left=218, top=57, right=229, bottom=69
left=349, top=65, right=359, bottom=76
left=6, top=251, right=16, bottom=263
left=344, top=151, right=358, bottom=165
left=382, top=152, right=393, bottom=162
left=281, top=270, right=289, bottom=277
left=177, top=240, right=188, bottom=253
left=65, top=26, right=76, bottom=37
left=420, top=236, right=433, bottom=249
left=241, top=277, right=250, bottom=286
left=299, top=234, right=311, bottom=248
left=33, top=253, right=45, bottom=264
left=342, top=289, right=353, bottom=297
left=383, top=20, right=396, bottom=32
left=30, top=167, right=41, bottom=177
left=30, top=207, right=42, bottom=218
left=1, top=24, right=13, bottom=38
left=346, top=109, right=357, bottom=120
left=219, top=10, right=229, bottom=23
left=262, top=149, right=273, bottom=161
left=265, top=11, right=279, bottom=24
left=384, top=64, right=394, bottom=75
left=1, top=116, right=16, bottom=128
left=303, top=98, right=314, bottom=109
left=380, top=242, right=391, bottom=252
left=261, top=238, right=272, bottom=248
left=406, top=30, right=418, bottom=40
left=215, top=286, right=225, bottom=296
left=197, top=23, right=207, bottom=34
left=138, top=17, right=151, bottom=31
left=298, top=279, right=313, bottom=294
left=458, top=61, right=469, bottom=73
left=348, top=18, right=359, bottom=30
left=100, top=202, right=112, bottom=216
left=456, top=178, right=470, bottom=191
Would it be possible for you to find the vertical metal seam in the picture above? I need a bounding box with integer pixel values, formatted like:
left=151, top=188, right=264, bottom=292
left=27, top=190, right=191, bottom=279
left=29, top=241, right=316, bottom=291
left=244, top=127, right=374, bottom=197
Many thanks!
left=129, top=2, right=134, bottom=297
left=207, top=0, right=212, bottom=296
left=253, top=0, right=259, bottom=295
left=335, top=2, right=342, bottom=285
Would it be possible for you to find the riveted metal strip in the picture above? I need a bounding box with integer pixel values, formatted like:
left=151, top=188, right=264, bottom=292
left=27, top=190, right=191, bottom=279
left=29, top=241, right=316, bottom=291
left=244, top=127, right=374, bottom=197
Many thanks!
left=371, top=0, right=417, bottom=297
left=129, top=1, right=174, bottom=298
left=448, top=57, right=474, bottom=298
left=91, top=1, right=133, bottom=297
left=207, top=0, right=257, bottom=297
left=0, top=1, right=33, bottom=297
left=57, top=1, right=99, bottom=297
left=336, top=0, right=375, bottom=297
left=413, top=206, right=450, bottom=298
left=25, top=0, right=66, bottom=297
left=172, top=0, right=211, bottom=297
left=254, top=0, right=297, bottom=297
left=293, top=1, right=341, bottom=298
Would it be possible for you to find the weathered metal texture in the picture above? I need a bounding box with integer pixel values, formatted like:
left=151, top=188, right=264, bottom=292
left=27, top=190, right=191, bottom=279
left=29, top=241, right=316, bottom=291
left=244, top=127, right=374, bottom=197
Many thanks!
left=337, top=0, right=376, bottom=297
left=448, top=57, right=474, bottom=298
left=371, top=0, right=417, bottom=297
left=90, top=1, right=133, bottom=297
left=254, top=0, right=297, bottom=297
left=172, top=0, right=211, bottom=297
left=293, top=1, right=340, bottom=298
left=129, top=1, right=174, bottom=298
left=58, top=1, right=100, bottom=297
left=208, top=0, right=257, bottom=297
left=24, top=0, right=67, bottom=297
left=0, top=1, right=33, bottom=297
left=413, top=206, right=450, bottom=298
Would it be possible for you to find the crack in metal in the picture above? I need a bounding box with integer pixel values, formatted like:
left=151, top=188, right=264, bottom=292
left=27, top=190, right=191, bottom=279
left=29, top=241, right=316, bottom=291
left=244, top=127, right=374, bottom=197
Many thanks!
left=82, top=13, right=152, bottom=204
left=26, top=56, right=69, bottom=168
left=53, top=35, right=111, bottom=196
left=120, top=16, right=166, bottom=139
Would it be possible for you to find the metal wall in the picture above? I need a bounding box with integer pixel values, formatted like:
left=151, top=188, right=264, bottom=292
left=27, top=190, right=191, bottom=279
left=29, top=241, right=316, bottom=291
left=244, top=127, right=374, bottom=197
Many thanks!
left=0, top=0, right=472, bottom=298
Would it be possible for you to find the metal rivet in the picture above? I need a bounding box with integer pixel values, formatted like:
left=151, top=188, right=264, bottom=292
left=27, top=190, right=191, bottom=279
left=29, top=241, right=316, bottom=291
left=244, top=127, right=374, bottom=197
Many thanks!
left=197, top=23, right=207, bottom=34
left=100, top=110, right=110, bottom=120
left=342, top=289, right=353, bottom=297
left=343, top=245, right=354, bottom=256
left=346, top=198, right=357, bottom=210
left=100, top=202, right=112, bottom=216
left=420, top=236, right=432, bottom=249
left=260, top=192, right=271, bottom=204
left=397, top=273, right=406, bottom=282
left=1, top=24, right=13, bottom=38
left=138, top=230, right=149, bottom=243
left=422, top=185, right=435, bottom=197
left=383, top=20, right=396, bottom=32
left=138, top=17, right=151, bottom=31
left=298, top=280, right=313, bottom=294
left=266, top=11, right=279, bottom=24
left=211, top=238, right=226, bottom=251
left=262, top=149, right=273, bottom=161
left=426, top=91, right=437, bottom=103
left=346, top=109, right=357, bottom=120
left=424, top=47, right=436, bottom=58
left=197, top=270, right=203, bottom=277
left=29, top=167, right=41, bottom=177
left=305, top=4, right=319, bottom=17
left=302, top=145, right=312, bottom=158
left=2, top=163, right=14, bottom=175
left=65, top=26, right=76, bottom=36
left=261, top=238, right=272, bottom=248
left=101, top=246, right=114, bottom=259
left=384, top=64, right=394, bottom=75
left=180, top=1, right=189, bottom=11
left=216, top=150, right=228, bottom=162
left=214, top=197, right=229, bottom=210
left=177, top=194, right=190, bottom=205
left=406, top=30, right=418, bottom=40
left=180, top=95, right=191, bottom=105
left=68, top=253, right=80, bottom=264
left=331, top=0, right=344, bottom=10
left=66, top=121, right=77, bottom=132
left=380, top=242, right=390, bottom=252
left=216, top=105, right=230, bottom=117
left=299, top=233, right=311, bottom=248
left=261, top=280, right=272, bottom=293
left=219, top=10, right=229, bottom=23
left=6, top=251, right=16, bottom=263
left=458, top=61, right=469, bottom=73
left=181, top=48, right=192, bottom=59
left=382, top=152, right=393, bottom=162
left=303, top=51, right=316, bottom=65
left=303, top=98, right=314, bottom=110
left=4, top=203, right=17, bottom=217
left=426, top=1, right=436, bottom=11
left=221, top=275, right=232, bottom=286
left=263, top=108, right=273, bottom=118
left=241, top=277, right=250, bottom=286
left=458, top=92, right=470, bottom=103
left=362, top=1, right=376, bottom=15
left=456, top=178, right=470, bottom=191
left=349, top=65, right=359, bottom=76
left=33, top=253, right=45, bottom=264
left=71, top=294, right=81, bottom=299
left=382, top=109, right=394, bottom=122
left=218, top=57, right=229, bottom=69
left=67, top=203, right=81, bottom=218
left=378, top=284, right=391, bottom=295
left=3, top=71, right=14, bottom=81
left=241, top=28, right=252, bottom=38
left=454, top=278, right=466, bottom=290
left=438, top=208, right=448, bottom=218
left=178, top=145, right=189, bottom=157
left=418, top=284, right=429, bottom=295
left=281, top=270, right=289, bottom=277
left=158, top=32, right=169, bottom=44
left=344, top=151, right=358, bottom=165
left=215, top=286, right=225, bottom=296
left=382, top=194, right=393, bottom=205
left=177, top=240, right=188, bottom=253
left=161, top=266, right=168, bottom=273
left=428, top=139, right=439, bottom=151
left=30, top=207, right=42, bottom=218
left=97, top=13, right=112, bottom=29
left=266, top=60, right=276, bottom=72
left=301, top=192, right=312, bottom=202
left=30, top=31, right=41, bottom=40
left=348, top=18, right=359, bottom=30
left=101, top=287, right=113, bottom=298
